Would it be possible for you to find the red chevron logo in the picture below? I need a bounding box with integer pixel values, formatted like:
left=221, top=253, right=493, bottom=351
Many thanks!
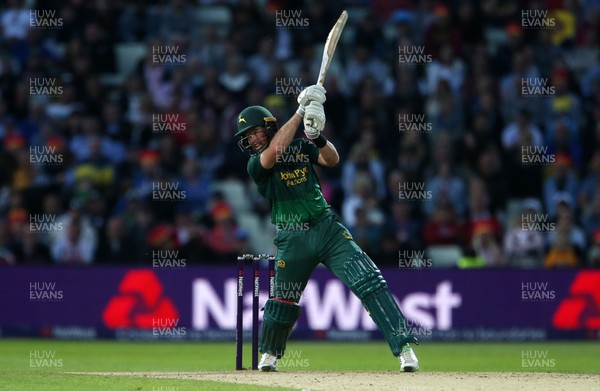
left=102, top=270, right=178, bottom=329
left=552, top=271, right=600, bottom=329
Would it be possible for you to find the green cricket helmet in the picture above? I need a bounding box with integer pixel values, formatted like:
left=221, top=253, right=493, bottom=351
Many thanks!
left=235, top=105, right=278, bottom=154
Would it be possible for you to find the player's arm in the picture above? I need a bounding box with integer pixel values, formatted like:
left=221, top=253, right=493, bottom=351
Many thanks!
left=317, top=140, right=339, bottom=167
left=260, top=114, right=303, bottom=169
left=260, top=85, right=327, bottom=169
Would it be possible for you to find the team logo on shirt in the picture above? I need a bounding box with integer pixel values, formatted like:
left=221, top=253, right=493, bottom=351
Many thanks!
left=279, top=167, right=309, bottom=186
left=277, top=260, right=286, bottom=268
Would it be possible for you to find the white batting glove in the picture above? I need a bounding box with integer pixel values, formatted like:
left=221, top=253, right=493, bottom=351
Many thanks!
left=303, top=101, right=325, bottom=139
left=296, top=85, right=326, bottom=117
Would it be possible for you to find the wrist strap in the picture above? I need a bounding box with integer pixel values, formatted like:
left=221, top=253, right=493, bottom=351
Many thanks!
left=296, top=106, right=305, bottom=117
left=313, top=134, right=328, bottom=148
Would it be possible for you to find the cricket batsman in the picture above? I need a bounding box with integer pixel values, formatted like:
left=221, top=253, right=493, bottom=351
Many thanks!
left=235, top=85, right=419, bottom=372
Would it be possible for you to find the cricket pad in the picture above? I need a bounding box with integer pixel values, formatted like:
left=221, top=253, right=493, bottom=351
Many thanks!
left=345, top=252, right=418, bottom=356
left=259, top=299, right=301, bottom=358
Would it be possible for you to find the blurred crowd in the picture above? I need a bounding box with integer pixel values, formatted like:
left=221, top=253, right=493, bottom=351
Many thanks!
left=1, top=0, right=600, bottom=268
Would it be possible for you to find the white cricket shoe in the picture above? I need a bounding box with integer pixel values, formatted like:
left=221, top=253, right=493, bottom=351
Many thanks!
left=399, top=344, right=419, bottom=372
left=258, top=352, right=278, bottom=372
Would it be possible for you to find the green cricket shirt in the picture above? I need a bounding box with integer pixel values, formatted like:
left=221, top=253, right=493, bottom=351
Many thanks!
left=247, top=138, right=330, bottom=225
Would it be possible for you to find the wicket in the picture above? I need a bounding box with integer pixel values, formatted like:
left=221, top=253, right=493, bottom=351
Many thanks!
left=236, top=253, right=275, bottom=370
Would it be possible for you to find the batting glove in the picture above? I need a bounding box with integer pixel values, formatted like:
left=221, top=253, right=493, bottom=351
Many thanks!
left=303, top=101, right=326, bottom=139
left=296, top=85, right=326, bottom=117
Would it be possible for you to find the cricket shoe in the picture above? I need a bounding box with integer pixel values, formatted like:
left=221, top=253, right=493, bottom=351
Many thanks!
left=399, top=344, right=419, bottom=372
left=258, top=353, right=278, bottom=372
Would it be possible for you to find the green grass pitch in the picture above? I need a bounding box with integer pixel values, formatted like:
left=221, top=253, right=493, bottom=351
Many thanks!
left=0, top=339, right=598, bottom=390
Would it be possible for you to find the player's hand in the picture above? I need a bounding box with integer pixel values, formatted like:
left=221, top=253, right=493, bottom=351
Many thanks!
left=304, top=101, right=325, bottom=139
left=296, top=85, right=326, bottom=116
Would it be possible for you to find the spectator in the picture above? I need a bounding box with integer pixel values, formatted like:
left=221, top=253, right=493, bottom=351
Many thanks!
left=178, top=157, right=212, bottom=216
left=463, top=178, right=502, bottom=246
left=423, top=4, right=463, bottom=59
left=208, top=206, right=248, bottom=260
left=50, top=201, right=98, bottom=254
left=579, top=152, right=600, bottom=208
left=543, top=157, right=579, bottom=219
left=247, top=37, right=276, bottom=88
left=0, top=0, right=30, bottom=41
left=95, top=216, right=137, bottom=264
left=425, top=43, right=466, bottom=96
left=544, top=228, right=582, bottom=268
left=424, top=161, right=467, bottom=218
left=423, top=199, right=461, bottom=246
left=503, top=209, right=545, bottom=269
left=51, top=216, right=96, bottom=264
left=344, top=43, right=391, bottom=95
left=341, top=144, right=385, bottom=201
left=474, top=148, right=508, bottom=213
left=504, top=126, right=544, bottom=200
left=547, top=198, right=587, bottom=253
left=342, top=174, right=373, bottom=228
left=501, top=108, right=544, bottom=151
left=583, top=193, right=600, bottom=241
left=587, top=230, right=600, bottom=267
left=219, top=56, right=252, bottom=96
left=0, top=218, right=17, bottom=265
left=348, top=207, right=383, bottom=256
left=471, top=221, right=503, bottom=267
left=385, top=202, right=423, bottom=255
left=547, top=121, right=584, bottom=172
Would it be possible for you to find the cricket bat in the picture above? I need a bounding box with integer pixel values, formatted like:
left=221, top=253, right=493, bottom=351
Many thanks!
left=316, top=10, right=348, bottom=86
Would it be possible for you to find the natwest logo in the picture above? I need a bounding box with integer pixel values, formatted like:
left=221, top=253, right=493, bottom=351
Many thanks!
left=192, top=279, right=461, bottom=331
left=552, top=271, right=600, bottom=329
left=103, top=270, right=179, bottom=328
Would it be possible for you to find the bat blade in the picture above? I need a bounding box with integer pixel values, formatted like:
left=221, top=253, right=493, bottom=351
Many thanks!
left=316, top=10, right=347, bottom=86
